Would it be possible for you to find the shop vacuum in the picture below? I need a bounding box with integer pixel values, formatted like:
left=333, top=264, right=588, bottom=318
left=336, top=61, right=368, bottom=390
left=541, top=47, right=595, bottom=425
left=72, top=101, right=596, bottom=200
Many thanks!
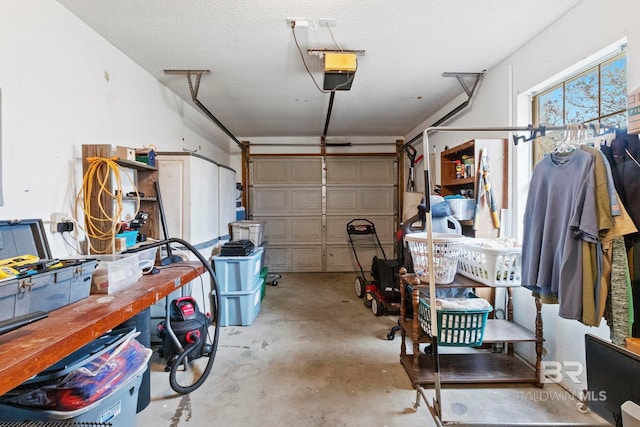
left=157, top=297, right=212, bottom=392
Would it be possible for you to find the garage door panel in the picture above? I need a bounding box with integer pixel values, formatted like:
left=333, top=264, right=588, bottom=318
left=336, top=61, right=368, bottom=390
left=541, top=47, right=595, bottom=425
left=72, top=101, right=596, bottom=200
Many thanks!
left=261, top=218, right=287, bottom=241
left=326, top=245, right=358, bottom=271
left=361, top=188, right=393, bottom=210
left=253, top=157, right=321, bottom=184
left=253, top=160, right=289, bottom=182
left=263, top=246, right=288, bottom=269
left=253, top=188, right=288, bottom=212
left=326, top=244, right=396, bottom=272
left=253, top=188, right=322, bottom=215
left=358, top=159, right=395, bottom=182
left=325, top=159, right=357, bottom=182
left=326, top=189, right=356, bottom=210
left=264, top=245, right=323, bottom=272
left=325, top=216, right=395, bottom=244
left=251, top=155, right=397, bottom=273
left=292, top=160, right=323, bottom=182
left=326, top=187, right=395, bottom=215
left=256, top=216, right=322, bottom=244
left=291, top=189, right=322, bottom=210
left=326, top=157, right=395, bottom=184
left=292, top=218, right=322, bottom=240
left=326, top=218, right=351, bottom=242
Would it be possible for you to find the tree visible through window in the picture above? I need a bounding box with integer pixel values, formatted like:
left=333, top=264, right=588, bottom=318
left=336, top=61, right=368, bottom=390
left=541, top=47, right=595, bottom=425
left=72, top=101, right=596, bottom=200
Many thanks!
left=535, top=52, right=627, bottom=129
left=532, top=52, right=626, bottom=163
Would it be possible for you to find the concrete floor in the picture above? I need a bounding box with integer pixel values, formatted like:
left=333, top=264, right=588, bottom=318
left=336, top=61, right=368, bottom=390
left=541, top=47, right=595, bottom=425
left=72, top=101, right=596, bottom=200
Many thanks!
left=136, top=272, right=610, bottom=427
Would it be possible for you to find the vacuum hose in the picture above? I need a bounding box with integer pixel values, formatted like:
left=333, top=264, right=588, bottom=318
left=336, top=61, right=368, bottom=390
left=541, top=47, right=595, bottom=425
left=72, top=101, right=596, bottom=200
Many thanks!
left=169, top=333, right=205, bottom=394
left=123, top=237, right=220, bottom=394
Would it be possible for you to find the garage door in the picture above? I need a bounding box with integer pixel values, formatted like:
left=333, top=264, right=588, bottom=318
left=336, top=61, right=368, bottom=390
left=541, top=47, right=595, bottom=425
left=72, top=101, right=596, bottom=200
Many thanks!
left=250, top=155, right=397, bottom=272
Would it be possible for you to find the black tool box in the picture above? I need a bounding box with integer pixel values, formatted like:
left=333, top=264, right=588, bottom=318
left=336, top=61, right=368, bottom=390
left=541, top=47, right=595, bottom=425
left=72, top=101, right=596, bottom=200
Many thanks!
left=0, top=219, right=98, bottom=323
left=220, top=239, right=255, bottom=256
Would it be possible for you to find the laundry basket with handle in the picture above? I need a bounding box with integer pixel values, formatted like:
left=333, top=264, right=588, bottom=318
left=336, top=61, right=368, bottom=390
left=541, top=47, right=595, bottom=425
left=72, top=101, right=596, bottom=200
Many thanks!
left=418, top=292, right=493, bottom=347
left=404, top=232, right=465, bottom=284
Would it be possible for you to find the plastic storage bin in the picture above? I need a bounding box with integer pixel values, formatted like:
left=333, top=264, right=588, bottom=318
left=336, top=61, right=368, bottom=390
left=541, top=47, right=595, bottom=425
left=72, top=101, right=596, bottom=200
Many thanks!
left=446, top=198, right=476, bottom=221
left=0, top=327, right=150, bottom=426
left=136, top=246, right=158, bottom=273
left=212, top=247, right=263, bottom=292
left=259, top=267, right=268, bottom=301
left=230, top=220, right=266, bottom=246
left=404, top=232, right=465, bottom=284
left=456, top=238, right=522, bottom=287
left=214, top=278, right=263, bottom=326
left=418, top=293, right=492, bottom=347
left=90, top=253, right=141, bottom=294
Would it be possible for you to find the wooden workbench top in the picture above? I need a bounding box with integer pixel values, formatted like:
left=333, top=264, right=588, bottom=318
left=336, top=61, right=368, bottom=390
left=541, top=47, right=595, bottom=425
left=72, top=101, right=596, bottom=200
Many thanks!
left=0, top=262, right=205, bottom=396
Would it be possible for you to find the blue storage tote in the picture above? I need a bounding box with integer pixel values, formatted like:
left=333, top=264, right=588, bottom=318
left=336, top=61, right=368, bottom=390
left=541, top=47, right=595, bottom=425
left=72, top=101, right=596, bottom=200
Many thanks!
left=213, top=278, right=263, bottom=326
left=213, top=247, right=263, bottom=292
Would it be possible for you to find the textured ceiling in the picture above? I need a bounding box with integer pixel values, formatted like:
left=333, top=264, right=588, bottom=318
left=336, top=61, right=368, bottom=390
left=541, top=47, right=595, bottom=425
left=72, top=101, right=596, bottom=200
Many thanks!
left=57, top=0, right=582, bottom=140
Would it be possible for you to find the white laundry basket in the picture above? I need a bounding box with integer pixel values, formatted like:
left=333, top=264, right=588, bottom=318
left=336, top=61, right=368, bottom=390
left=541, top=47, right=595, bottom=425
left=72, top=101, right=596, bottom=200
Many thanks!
left=404, top=232, right=465, bottom=284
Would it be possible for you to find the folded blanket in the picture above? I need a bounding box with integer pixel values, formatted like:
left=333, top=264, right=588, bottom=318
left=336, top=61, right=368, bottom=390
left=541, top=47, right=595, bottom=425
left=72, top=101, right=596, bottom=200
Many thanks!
left=479, top=237, right=519, bottom=250
left=435, top=297, right=491, bottom=311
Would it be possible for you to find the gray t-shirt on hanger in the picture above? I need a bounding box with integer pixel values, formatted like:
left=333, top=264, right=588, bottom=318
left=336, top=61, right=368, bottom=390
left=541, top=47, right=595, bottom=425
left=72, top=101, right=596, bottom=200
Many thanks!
left=521, top=149, right=598, bottom=320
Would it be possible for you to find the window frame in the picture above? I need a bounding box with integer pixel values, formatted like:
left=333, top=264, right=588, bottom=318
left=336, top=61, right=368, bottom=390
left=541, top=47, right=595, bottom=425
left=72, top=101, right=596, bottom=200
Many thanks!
left=531, top=51, right=627, bottom=163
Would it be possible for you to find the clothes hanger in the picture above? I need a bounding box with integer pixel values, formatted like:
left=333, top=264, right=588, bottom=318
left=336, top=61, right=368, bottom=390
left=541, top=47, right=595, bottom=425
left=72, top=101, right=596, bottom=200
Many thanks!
left=555, top=123, right=578, bottom=154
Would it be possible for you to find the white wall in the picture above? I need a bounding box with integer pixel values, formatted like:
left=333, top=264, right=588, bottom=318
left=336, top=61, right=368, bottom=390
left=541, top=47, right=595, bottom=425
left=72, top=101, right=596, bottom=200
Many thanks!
left=404, top=0, right=640, bottom=397
left=0, top=1, right=235, bottom=257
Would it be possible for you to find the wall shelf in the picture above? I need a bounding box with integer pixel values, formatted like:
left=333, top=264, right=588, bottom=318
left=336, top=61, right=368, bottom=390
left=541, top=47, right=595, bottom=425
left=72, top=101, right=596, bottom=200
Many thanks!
left=82, top=144, right=160, bottom=254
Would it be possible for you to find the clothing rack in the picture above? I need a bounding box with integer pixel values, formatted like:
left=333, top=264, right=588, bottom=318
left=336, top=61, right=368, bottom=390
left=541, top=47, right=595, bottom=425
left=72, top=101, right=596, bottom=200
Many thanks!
left=417, top=124, right=614, bottom=427
left=511, top=123, right=616, bottom=145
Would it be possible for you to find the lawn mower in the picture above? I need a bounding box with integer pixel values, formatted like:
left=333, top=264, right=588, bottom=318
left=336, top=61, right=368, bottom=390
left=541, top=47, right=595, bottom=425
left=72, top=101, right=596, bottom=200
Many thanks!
left=347, top=219, right=402, bottom=317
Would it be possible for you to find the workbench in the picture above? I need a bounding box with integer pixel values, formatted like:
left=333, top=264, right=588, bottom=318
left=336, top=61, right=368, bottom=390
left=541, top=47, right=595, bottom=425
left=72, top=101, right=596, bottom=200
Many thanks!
left=0, top=262, right=205, bottom=396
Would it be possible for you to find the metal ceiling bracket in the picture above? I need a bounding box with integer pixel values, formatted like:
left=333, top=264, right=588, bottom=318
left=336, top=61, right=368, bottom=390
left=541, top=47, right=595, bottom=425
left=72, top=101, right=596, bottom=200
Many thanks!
left=163, top=70, right=211, bottom=101
left=307, top=49, right=366, bottom=58
left=402, top=70, right=486, bottom=149
left=163, top=69, right=246, bottom=154
left=442, top=71, right=485, bottom=98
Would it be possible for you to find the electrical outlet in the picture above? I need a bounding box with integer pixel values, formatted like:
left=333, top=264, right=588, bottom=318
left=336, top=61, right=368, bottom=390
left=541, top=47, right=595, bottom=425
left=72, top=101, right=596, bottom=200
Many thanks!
left=50, top=212, right=67, bottom=233
left=286, top=17, right=306, bottom=28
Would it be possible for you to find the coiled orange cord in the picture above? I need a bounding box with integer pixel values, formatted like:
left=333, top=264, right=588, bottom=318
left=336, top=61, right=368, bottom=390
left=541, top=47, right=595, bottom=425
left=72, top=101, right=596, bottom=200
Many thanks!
left=75, top=157, right=140, bottom=254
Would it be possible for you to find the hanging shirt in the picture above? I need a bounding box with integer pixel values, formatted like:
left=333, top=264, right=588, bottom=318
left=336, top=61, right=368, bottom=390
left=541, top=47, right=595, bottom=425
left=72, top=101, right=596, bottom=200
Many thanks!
left=522, top=149, right=598, bottom=320
left=610, top=133, right=640, bottom=230
left=580, top=146, right=612, bottom=326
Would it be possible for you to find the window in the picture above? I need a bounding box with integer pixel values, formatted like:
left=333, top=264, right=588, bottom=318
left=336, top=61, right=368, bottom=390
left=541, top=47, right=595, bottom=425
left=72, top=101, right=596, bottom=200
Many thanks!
left=534, top=52, right=627, bottom=129
left=531, top=51, right=626, bottom=162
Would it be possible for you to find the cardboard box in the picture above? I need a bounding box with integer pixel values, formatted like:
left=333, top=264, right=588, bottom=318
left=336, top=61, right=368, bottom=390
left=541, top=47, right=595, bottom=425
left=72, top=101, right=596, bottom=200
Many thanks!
left=115, top=146, right=136, bottom=161
left=628, top=86, right=640, bottom=134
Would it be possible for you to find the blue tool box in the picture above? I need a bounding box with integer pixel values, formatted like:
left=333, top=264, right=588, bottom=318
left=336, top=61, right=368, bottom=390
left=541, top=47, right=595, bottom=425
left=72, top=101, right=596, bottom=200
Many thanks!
left=0, top=219, right=98, bottom=322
